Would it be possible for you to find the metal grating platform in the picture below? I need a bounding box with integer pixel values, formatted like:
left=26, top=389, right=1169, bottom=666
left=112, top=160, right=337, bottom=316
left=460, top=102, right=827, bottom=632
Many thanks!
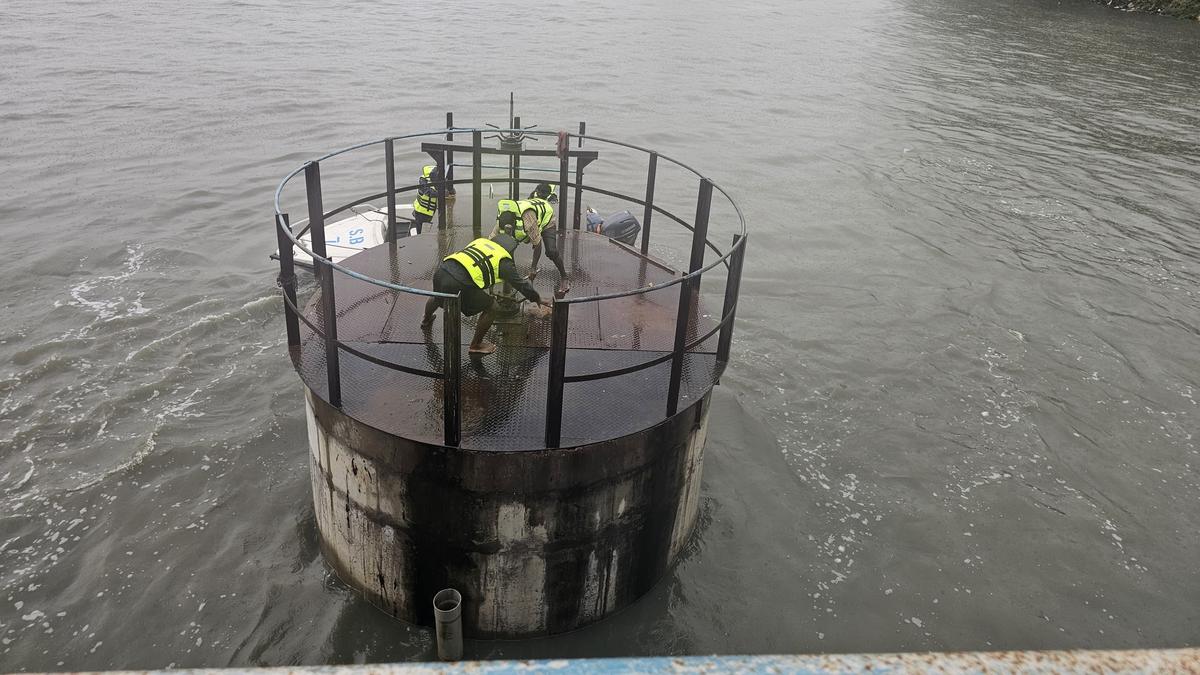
left=296, top=227, right=721, bottom=451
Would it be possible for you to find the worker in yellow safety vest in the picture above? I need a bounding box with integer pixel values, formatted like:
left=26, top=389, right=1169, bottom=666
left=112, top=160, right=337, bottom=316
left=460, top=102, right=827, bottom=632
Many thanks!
left=409, top=165, right=442, bottom=236
left=420, top=233, right=551, bottom=355
left=490, top=182, right=570, bottom=295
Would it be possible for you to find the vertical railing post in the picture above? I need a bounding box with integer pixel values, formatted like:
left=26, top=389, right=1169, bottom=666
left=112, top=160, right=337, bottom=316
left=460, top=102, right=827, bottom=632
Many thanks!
left=572, top=159, right=584, bottom=229
left=640, top=152, right=658, bottom=255
left=558, top=133, right=569, bottom=233
left=578, top=122, right=585, bottom=147
left=317, top=257, right=342, bottom=407
left=305, top=161, right=328, bottom=275
left=666, top=178, right=713, bottom=416
left=544, top=301, right=570, bottom=448
left=472, top=130, right=482, bottom=237
left=437, top=152, right=448, bottom=230
left=385, top=139, right=397, bottom=242
left=716, top=234, right=746, bottom=367
left=445, top=112, right=455, bottom=194
left=306, top=161, right=341, bottom=406
left=275, top=213, right=301, bottom=351
left=511, top=116, right=521, bottom=201
left=443, top=294, right=461, bottom=447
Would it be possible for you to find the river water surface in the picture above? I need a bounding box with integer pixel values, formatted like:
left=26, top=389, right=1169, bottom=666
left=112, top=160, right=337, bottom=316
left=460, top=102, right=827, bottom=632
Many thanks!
left=2, top=0, right=1199, bottom=669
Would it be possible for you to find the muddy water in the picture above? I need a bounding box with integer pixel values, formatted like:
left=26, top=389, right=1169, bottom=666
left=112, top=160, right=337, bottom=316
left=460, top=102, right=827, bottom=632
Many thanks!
left=1, top=0, right=1198, bottom=668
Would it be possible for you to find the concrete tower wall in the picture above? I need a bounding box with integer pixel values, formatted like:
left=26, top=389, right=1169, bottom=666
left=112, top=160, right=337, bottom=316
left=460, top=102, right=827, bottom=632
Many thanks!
left=305, top=389, right=710, bottom=638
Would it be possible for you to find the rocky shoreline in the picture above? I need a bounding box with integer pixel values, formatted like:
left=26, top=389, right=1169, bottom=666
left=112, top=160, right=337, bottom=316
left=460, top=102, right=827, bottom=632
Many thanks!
left=1096, top=0, right=1200, bottom=18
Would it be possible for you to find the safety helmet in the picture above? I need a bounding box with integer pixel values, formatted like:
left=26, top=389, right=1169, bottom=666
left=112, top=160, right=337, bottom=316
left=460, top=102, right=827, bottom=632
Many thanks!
left=531, top=182, right=558, bottom=203
left=422, top=165, right=441, bottom=180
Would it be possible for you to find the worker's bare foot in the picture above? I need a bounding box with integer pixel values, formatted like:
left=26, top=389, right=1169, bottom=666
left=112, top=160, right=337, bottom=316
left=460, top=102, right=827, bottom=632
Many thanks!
left=468, top=341, right=497, bottom=355
left=555, top=283, right=571, bottom=298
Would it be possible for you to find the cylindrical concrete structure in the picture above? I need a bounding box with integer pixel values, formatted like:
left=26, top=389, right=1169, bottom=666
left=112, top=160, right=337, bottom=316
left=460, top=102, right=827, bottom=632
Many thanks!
left=305, top=388, right=710, bottom=637
left=275, top=124, right=746, bottom=639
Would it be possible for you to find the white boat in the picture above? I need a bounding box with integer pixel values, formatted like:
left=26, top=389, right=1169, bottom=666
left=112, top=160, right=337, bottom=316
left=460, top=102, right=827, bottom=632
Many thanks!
left=277, top=203, right=416, bottom=266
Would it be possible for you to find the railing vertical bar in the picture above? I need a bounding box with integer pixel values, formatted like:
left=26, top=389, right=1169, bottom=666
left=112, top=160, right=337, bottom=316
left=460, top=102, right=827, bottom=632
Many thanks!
left=385, top=139, right=397, bottom=242
left=305, top=161, right=327, bottom=275
left=667, top=178, right=713, bottom=416
left=437, top=152, right=447, bottom=229
left=558, top=138, right=569, bottom=233
left=716, top=234, right=746, bottom=366
left=640, top=152, right=658, bottom=255
left=687, top=179, right=714, bottom=274
left=578, top=122, right=585, bottom=147
left=558, top=133, right=570, bottom=234
left=472, top=130, right=483, bottom=237
left=544, top=301, right=570, bottom=448
left=443, top=295, right=462, bottom=447
left=511, top=116, right=522, bottom=201
left=572, top=160, right=584, bottom=229
left=317, top=257, right=342, bottom=407
left=445, top=112, right=455, bottom=193
left=306, top=161, right=341, bottom=406
left=275, top=213, right=301, bottom=351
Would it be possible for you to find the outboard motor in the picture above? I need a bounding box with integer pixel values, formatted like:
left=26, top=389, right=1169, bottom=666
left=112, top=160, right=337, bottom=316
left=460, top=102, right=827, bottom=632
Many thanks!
left=585, top=208, right=641, bottom=245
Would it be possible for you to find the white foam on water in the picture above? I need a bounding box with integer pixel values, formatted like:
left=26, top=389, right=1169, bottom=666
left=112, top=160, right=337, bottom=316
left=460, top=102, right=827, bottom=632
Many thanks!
left=735, top=346, right=882, bottom=623
left=7, top=458, right=35, bottom=492
left=123, top=294, right=277, bottom=364
left=63, top=419, right=161, bottom=494
left=66, top=245, right=151, bottom=327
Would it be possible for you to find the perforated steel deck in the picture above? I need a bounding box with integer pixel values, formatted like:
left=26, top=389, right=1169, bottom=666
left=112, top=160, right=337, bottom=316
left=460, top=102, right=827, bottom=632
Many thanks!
left=296, top=228, right=720, bottom=451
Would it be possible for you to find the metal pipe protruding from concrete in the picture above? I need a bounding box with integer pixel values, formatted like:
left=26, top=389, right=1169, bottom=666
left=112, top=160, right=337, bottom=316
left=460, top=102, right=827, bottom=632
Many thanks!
left=433, top=588, right=463, bottom=661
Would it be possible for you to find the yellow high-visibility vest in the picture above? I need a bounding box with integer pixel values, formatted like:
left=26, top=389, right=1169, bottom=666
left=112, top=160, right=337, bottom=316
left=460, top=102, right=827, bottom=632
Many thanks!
left=444, top=238, right=512, bottom=289
left=413, top=165, right=439, bottom=217
left=510, top=198, right=554, bottom=242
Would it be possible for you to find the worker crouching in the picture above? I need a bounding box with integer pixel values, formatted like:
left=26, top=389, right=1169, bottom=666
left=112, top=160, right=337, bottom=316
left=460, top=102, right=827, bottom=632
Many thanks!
left=421, top=233, right=552, bottom=355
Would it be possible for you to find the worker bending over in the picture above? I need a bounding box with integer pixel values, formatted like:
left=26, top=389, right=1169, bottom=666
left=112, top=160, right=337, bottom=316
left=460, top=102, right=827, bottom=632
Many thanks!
left=490, top=183, right=570, bottom=295
left=421, top=233, right=550, bottom=355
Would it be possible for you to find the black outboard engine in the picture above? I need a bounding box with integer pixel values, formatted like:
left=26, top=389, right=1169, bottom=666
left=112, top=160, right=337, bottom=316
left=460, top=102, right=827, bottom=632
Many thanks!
left=585, top=209, right=641, bottom=245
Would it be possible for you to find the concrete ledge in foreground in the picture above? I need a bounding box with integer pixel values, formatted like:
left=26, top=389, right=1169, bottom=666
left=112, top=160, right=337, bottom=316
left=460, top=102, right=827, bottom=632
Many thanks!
left=29, top=648, right=1200, bottom=674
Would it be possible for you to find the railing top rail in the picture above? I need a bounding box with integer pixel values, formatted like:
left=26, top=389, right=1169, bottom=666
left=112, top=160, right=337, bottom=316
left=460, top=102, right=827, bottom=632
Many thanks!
left=560, top=234, right=746, bottom=305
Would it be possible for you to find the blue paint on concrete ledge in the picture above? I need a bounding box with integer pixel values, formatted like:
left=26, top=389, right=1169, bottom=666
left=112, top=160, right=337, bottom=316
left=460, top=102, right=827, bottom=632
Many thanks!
left=80, top=649, right=1200, bottom=675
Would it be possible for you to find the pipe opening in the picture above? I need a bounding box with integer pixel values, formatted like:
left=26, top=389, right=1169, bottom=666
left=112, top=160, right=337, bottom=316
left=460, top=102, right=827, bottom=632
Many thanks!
left=433, top=588, right=463, bottom=661
left=433, top=588, right=462, bottom=614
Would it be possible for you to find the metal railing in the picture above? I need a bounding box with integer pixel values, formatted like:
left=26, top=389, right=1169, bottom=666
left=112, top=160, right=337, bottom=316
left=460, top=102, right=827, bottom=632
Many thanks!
left=273, top=121, right=747, bottom=449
